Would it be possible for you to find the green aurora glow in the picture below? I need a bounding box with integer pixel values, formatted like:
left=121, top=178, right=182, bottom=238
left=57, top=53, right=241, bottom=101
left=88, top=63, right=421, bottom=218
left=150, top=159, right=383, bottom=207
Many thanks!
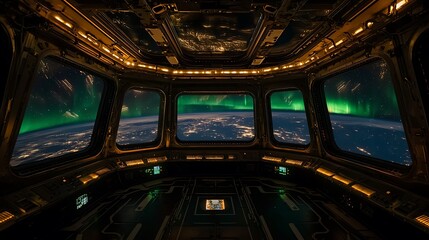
left=120, top=89, right=160, bottom=118
left=324, top=59, right=402, bottom=120
left=19, top=58, right=104, bottom=134
left=18, top=59, right=402, bottom=135
left=270, top=90, right=306, bottom=111
left=177, top=94, right=254, bottom=114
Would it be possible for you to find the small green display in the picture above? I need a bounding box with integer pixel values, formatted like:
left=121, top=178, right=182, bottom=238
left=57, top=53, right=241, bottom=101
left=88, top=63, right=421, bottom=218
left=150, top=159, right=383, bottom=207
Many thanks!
left=274, top=166, right=289, bottom=176
left=154, top=166, right=161, bottom=175
left=145, top=165, right=162, bottom=175
left=76, top=193, right=89, bottom=210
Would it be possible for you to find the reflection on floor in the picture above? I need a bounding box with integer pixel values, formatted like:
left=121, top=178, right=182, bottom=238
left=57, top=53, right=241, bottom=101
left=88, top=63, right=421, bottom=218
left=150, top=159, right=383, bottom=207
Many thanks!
left=65, top=178, right=378, bottom=239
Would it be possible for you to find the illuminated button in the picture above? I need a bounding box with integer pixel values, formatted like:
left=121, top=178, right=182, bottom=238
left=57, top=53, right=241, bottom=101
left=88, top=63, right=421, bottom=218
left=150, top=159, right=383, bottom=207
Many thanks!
left=415, top=214, right=429, bottom=228
left=0, top=211, right=14, bottom=224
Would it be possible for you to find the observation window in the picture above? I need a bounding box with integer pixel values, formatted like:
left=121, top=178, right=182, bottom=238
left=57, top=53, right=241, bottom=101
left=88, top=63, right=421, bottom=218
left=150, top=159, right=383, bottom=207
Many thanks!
left=11, top=57, right=105, bottom=167
left=323, top=59, right=411, bottom=166
left=170, top=12, right=260, bottom=54
left=177, top=93, right=255, bottom=142
left=116, top=89, right=161, bottom=146
left=270, top=90, right=310, bottom=145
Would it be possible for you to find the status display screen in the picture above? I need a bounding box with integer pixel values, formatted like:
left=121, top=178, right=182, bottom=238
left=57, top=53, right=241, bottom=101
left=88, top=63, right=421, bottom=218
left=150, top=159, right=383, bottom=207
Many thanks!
left=145, top=165, right=162, bottom=175
left=205, top=199, right=225, bottom=210
left=76, top=193, right=89, bottom=210
left=274, top=166, right=289, bottom=176
left=154, top=166, right=161, bottom=175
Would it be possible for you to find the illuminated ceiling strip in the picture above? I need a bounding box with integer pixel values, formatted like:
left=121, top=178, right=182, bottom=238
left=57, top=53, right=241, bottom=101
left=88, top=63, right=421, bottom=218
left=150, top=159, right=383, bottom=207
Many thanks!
left=351, top=184, right=375, bottom=197
left=353, top=27, right=364, bottom=36
left=316, top=167, right=334, bottom=177
left=49, top=12, right=349, bottom=75
left=46, top=0, right=405, bottom=76
left=0, top=211, right=14, bottom=224
left=63, top=0, right=117, bottom=43
left=415, top=214, right=429, bottom=228
left=332, top=175, right=353, bottom=185
left=262, top=156, right=283, bottom=162
left=53, top=15, right=73, bottom=29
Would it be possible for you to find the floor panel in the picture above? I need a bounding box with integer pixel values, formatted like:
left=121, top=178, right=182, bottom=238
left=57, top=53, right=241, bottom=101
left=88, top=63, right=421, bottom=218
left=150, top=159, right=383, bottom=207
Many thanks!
left=63, top=177, right=376, bottom=239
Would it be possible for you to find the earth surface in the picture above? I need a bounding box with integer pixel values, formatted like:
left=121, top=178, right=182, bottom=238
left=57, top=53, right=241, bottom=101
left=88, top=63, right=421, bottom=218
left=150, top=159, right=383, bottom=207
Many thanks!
left=11, top=112, right=411, bottom=167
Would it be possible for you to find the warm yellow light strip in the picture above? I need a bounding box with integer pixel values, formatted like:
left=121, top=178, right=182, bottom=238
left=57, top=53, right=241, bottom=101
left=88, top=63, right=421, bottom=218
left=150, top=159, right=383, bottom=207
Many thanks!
left=89, top=173, right=99, bottom=179
left=205, top=155, right=224, bottom=160
left=0, top=211, right=14, bottom=224
left=316, top=167, right=334, bottom=177
left=395, top=0, right=408, bottom=10
left=285, top=159, right=303, bottom=166
left=262, top=156, right=283, bottom=162
left=102, top=45, right=111, bottom=53
left=79, top=174, right=99, bottom=184
left=79, top=175, right=93, bottom=184
left=332, top=175, right=353, bottom=185
left=336, top=39, right=344, bottom=46
left=77, top=31, right=87, bottom=39
left=353, top=27, right=364, bottom=36
left=228, top=155, right=236, bottom=160
left=147, top=156, right=167, bottom=163
left=186, top=155, right=203, bottom=160
left=172, top=69, right=261, bottom=75
left=96, top=168, right=110, bottom=175
left=351, top=184, right=375, bottom=197
left=126, top=159, right=145, bottom=166
left=53, top=15, right=73, bottom=29
left=415, top=214, right=429, bottom=228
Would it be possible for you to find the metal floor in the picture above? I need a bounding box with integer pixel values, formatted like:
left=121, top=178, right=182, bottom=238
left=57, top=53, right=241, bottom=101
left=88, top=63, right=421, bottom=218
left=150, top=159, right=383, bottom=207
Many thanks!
left=64, top=177, right=378, bottom=240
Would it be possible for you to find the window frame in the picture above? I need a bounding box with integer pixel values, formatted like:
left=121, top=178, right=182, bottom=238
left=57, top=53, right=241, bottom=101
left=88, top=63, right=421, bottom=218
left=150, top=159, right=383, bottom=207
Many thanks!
left=267, top=88, right=311, bottom=148
left=412, top=29, right=429, bottom=127
left=175, top=91, right=257, bottom=145
left=0, top=22, right=13, bottom=132
left=10, top=56, right=115, bottom=173
left=115, top=87, right=164, bottom=150
left=317, top=57, right=413, bottom=169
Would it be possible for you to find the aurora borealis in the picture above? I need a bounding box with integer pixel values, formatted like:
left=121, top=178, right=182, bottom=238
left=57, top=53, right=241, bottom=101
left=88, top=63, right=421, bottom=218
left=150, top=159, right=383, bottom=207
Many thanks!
left=12, top=58, right=105, bottom=166
left=120, top=89, right=160, bottom=118
left=270, top=90, right=306, bottom=111
left=18, top=58, right=104, bottom=134
left=177, top=94, right=255, bottom=141
left=270, top=90, right=310, bottom=145
left=324, top=60, right=411, bottom=165
left=177, top=94, right=254, bottom=114
left=324, top=60, right=402, bottom=120
left=12, top=58, right=411, bottom=165
left=117, top=89, right=161, bottom=145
